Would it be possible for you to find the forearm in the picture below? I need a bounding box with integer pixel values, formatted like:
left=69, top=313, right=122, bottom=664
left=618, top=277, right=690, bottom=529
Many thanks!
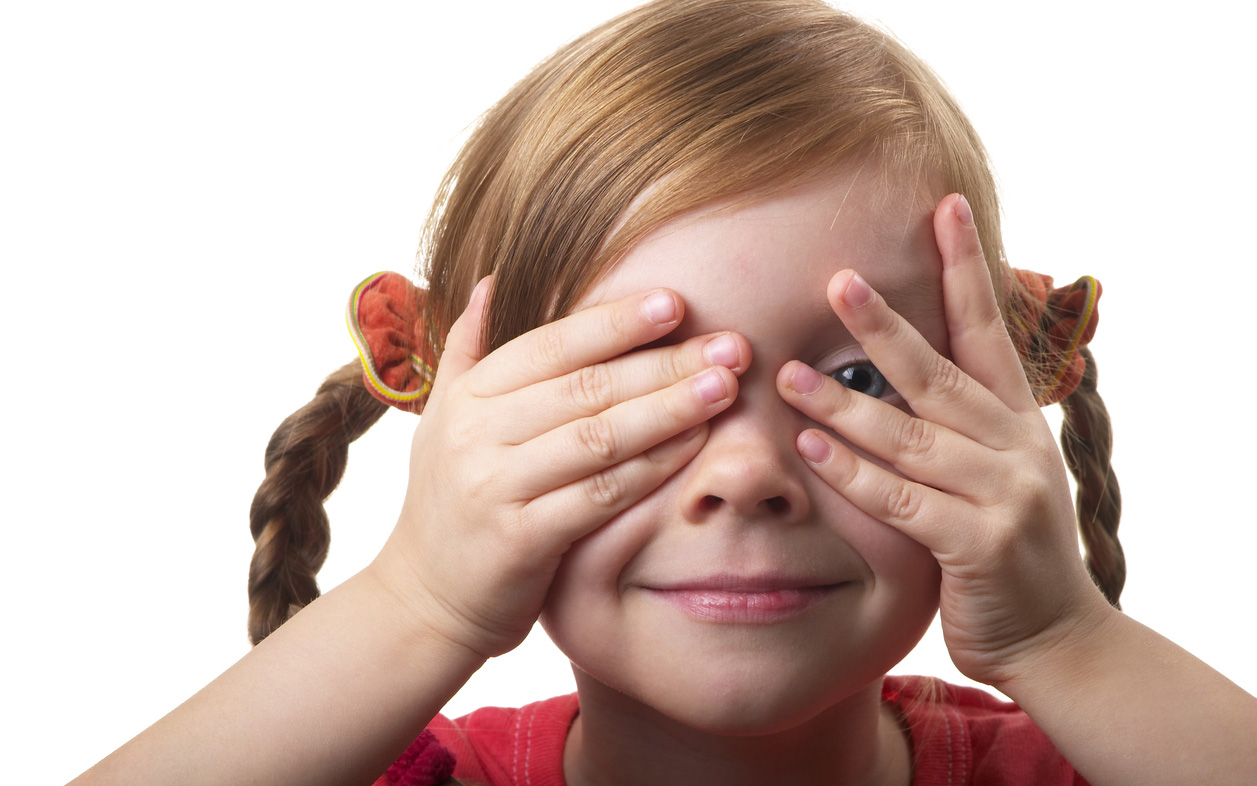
left=72, top=565, right=486, bottom=786
left=998, top=604, right=1257, bottom=786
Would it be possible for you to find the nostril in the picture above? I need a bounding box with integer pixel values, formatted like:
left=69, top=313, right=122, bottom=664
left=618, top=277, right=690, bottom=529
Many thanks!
left=692, top=495, right=793, bottom=518
left=698, top=495, right=723, bottom=514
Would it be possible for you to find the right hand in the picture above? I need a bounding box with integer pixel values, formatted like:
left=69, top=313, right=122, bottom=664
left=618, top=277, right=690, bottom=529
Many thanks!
left=370, top=277, right=749, bottom=659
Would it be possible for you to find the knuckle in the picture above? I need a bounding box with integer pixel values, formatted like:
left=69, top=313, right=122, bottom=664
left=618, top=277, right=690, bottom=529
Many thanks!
left=1030, top=439, right=1062, bottom=472
left=1022, top=469, right=1055, bottom=508
left=446, top=415, right=481, bottom=455
left=869, top=306, right=909, bottom=344
left=605, top=302, right=635, bottom=342
left=924, top=355, right=967, bottom=400
left=827, top=380, right=862, bottom=418
left=532, top=327, right=568, bottom=370
left=656, top=387, right=692, bottom=426
left=568, top=363, right=615, bottom=413
left=464, top=463, right=496, bottom=499
left=984, top=310, right=1010, bottom=339
left=583, top=468, right=627, bottom=509
left=642, top=434, right=690, bottom=471
left=896, top=416, right=936, bottom=460
left=665, top=344, right=693, bottom=383
left=1005, top=458, right=1043, bottom=493
left=575, top=416, right=619, bottom=462
left=884, top=483, right=921, bottom=523
left=508, top=506, right=540, bottom=541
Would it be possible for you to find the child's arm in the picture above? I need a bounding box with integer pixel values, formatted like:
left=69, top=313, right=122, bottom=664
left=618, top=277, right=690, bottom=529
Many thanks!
left=995, top=598, right=1257, bottom=786
left=778, top=193, right=1257, bottom=786
left=72, top=566, right=487, bottom=786
left=74, top=279, right=749, bottom=786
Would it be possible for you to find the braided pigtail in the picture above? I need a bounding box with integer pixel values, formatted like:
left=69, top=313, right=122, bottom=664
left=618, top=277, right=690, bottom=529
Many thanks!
left=1007, top=271, right=1122, bottom=608
left=247, top=359, right=389, bottom=645
left=1058, top=347, right=1124, bottom=608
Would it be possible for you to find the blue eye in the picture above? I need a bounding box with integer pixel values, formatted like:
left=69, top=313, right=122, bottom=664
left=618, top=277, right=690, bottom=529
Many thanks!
left=831, top=362, right=890, bottom=398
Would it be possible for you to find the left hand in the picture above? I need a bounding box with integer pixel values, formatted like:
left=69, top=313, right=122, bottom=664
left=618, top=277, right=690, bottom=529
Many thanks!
left=776, top=193, right=1110, bottom=687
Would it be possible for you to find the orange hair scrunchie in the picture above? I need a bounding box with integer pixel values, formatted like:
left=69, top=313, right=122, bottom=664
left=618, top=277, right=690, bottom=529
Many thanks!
left=1009, top=270, right=1102, bottom=406
left=346, top=271, right=437, bottom=414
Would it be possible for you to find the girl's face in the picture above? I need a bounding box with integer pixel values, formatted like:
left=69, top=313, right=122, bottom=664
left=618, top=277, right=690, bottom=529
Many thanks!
left=540, top=168, right=946, bottom=734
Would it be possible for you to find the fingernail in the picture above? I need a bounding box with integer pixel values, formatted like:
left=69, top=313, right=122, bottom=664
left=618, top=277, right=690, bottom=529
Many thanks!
left=643, top=290, right=678, bottom=325
left=954, top=194, right=974, bottom=226
left=797, top=431, right=832, bottom=464
left=703, top=333, right=739, bottom=369
left=843, top=272, right=873, bottom=308
left=694, top=369, right=728, bottom=404
left=790, top=363, right=824, bottom=395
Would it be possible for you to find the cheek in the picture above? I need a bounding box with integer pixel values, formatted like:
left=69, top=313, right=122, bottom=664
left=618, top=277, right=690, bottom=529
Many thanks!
left=815, top=494, right=939, bottom=680
left=849, top=519, right=940, bottom=602
left=538, top=548, right=607, bottom=673
left=538, top=495, right=664, bottom=652
left=813, top=480, right=940, bottom=616
left=550, top=489, right=667, bottom=594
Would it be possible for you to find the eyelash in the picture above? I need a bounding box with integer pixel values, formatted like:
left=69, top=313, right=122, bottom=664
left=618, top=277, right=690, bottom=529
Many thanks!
left=828, top=361, right=895, bottom=400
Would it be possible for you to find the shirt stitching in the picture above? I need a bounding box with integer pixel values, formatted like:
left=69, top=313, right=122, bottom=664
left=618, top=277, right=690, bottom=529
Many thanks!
left=512, top=704, right=525, bottom=785
left=948, top=701, right=970, bottom=786
left=523, top=703, right=538, bottom=786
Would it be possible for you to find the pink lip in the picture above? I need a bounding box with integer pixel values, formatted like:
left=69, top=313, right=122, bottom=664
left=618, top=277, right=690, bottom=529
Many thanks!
left=644, top=576, right=847, bottom=624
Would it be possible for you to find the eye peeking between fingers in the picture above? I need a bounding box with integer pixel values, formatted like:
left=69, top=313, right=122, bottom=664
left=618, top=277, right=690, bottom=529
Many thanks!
left=831, top=362, right=895, bottom=400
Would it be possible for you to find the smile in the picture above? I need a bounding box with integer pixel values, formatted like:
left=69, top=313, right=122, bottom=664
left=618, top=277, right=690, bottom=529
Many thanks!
left=644, top=580, right=849, bottom=624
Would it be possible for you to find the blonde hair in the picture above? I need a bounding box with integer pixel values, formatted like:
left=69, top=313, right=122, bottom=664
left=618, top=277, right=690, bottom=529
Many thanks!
left=247, top=0, right=1122, bottom=647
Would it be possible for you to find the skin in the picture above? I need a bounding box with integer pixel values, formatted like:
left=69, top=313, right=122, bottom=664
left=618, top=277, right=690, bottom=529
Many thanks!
left=72, top=172, right=1257, bottom=786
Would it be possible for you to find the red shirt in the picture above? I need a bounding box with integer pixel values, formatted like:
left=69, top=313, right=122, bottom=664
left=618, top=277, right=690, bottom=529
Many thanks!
left=376, top=676, right=1088, bottom=786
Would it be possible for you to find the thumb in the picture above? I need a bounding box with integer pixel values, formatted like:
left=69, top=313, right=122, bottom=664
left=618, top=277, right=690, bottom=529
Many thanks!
left=426, top=275, right=493, bottom=406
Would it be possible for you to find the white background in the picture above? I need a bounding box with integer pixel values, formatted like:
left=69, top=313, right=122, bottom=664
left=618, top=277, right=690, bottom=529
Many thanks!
left=3, top=1, right=1254, bottom=783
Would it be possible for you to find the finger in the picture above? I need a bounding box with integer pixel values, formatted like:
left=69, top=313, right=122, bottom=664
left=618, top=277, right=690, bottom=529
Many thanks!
left=934, top=194, right=1037, bottom=411
left=515, top=365, right=738, bottom=495
left=497, top=330, right=750, bottom=443
left=795, top=427, right=977, bottom=559
left=826, top=269, right=1020, bottom=449
left=470, top=288, right=687, bottom=397
left=424, top=275, right=492, bottom=412
left=522, top=422, right=711, bottom=544
left=778, top=361, right=1003, bottom=497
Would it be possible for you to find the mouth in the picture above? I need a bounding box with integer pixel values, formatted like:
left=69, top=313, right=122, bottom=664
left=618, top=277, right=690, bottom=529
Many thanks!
left=642, top=576, right=849, bottom=624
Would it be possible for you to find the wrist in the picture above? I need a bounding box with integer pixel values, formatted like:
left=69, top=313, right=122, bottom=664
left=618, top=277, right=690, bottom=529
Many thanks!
left=991, top=586, right=1120, bottom=703
left=359, top=546, right=494, bottom=667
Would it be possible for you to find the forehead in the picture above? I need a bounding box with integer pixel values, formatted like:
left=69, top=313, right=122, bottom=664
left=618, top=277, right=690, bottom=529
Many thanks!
left=578, top=168, right=943, bottom=339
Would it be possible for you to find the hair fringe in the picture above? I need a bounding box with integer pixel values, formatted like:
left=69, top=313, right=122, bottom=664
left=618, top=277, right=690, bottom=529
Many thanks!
left=247, top=359, right=389, bottom=645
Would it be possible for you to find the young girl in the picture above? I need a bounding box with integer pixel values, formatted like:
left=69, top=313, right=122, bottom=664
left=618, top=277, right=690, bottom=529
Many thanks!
left=67, top=1, right=1255, bottom=784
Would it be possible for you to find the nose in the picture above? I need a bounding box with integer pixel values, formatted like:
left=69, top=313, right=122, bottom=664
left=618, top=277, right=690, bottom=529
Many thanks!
left=677, top=389, right=811, bottom=525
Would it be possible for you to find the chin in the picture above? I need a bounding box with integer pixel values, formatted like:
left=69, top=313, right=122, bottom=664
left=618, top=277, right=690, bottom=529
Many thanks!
left=569, top=635, right=893, bottom=738
left=646, top=683, right=865, bottom=737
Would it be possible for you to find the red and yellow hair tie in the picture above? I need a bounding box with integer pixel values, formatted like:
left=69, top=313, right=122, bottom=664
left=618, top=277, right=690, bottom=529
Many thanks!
left=1009, top=270, right=1102, bottom=406
left=346, top=271, right=437, bottom=414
